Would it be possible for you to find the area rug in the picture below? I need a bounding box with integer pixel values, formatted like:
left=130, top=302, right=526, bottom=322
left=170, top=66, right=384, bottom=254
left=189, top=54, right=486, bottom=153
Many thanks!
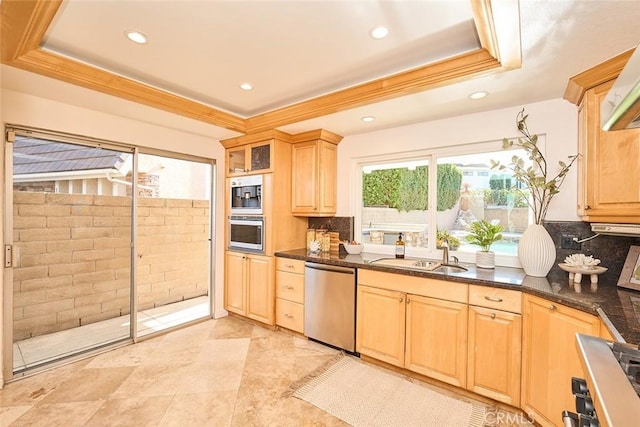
left=293, top=356, right=487, bottom=427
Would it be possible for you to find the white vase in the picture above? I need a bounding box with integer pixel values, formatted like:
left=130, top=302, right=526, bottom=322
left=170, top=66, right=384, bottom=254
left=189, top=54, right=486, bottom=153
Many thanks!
left=476, top=251, right=495, bottom=269
left=518, top=224, right=556, bottom=277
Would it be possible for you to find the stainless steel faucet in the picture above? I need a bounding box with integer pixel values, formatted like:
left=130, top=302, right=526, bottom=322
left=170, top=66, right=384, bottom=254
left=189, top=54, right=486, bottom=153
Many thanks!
left=441, top=239, right=449, bottom=265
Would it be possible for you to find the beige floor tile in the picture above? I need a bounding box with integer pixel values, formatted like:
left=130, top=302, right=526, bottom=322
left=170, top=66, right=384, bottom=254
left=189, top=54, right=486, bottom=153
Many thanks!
left=0, top=406, right=31, bottom=426
left=196, top=337, right=250, bottom=363
left=84, top=396, right=174, bottom=427
left=39, top=367, right=135, bottom=404
left=209, top=316, right=255, bottom=339
left=83, top=340, right=161, bottom=369
left=0, top=359, right=90, bottom=407
left=8, top=401, right=104, bottom=427
left=158, top=391, right=237, bottom=427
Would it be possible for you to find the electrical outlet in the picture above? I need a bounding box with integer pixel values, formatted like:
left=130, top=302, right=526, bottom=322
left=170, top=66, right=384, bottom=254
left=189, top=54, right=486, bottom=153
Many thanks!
left=561, top=234, right=581, bottom=250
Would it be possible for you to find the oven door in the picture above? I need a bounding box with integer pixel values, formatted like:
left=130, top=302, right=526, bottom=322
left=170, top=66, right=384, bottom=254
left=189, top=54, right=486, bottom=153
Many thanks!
left=228, top=217, right=264, bottom=252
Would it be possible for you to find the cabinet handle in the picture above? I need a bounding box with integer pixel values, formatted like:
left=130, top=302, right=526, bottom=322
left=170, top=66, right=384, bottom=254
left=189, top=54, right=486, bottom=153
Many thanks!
left=491, top=313, right=496, bottom=319
left=549, top=304, right=558, bottom=311
left=284, top=313, right=293, bottom=318
left=484, top=296, right=503, bottom=302
left=285, top=285, right=294, bottom=290
left=285, top=264, right=295, bottom=269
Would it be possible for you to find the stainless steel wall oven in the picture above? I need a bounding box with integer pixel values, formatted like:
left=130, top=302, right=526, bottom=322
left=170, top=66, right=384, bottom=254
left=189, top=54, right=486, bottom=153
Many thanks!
left=228, top=216, right=264, bottom=253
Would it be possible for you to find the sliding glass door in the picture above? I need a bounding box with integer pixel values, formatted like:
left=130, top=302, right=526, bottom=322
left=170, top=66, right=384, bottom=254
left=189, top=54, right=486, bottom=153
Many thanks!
left=134, top=152, right=213, bottom=337
left=4, top=127, right=214, bottom=377
left=8, top=131, right=134, bottom=373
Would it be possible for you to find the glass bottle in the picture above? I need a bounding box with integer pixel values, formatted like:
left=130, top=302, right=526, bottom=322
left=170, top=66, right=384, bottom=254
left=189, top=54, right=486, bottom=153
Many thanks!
left=395, top=232, right=405, bottom=259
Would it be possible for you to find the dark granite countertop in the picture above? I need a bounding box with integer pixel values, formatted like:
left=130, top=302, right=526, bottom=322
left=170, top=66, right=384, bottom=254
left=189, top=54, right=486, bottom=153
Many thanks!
left=275, top=248, right=640, bottom=345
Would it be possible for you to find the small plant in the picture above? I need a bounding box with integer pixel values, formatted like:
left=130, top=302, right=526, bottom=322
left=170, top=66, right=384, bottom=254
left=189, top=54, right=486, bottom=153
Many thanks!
left=465, top=219, right=504, bottom=252
left=491, top=108, right=578, bottom=224
left=436, top=229, right=461, bottom=249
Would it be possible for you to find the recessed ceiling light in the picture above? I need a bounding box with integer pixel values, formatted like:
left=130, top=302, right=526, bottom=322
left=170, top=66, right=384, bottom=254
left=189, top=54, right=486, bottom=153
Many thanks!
left=469, top=91, right=489, bottom=100
left=125, top=30, right=148, bottom=44
left=361, top=116, right=376, bottom=122
left=370, top=26, right=389, bottom=40
left=240, top=83, right=253, bottom=91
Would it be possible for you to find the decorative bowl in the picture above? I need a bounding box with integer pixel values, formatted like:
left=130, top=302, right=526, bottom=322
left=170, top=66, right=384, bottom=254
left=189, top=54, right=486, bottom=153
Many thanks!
left=342, top=243, right=363, bottom=255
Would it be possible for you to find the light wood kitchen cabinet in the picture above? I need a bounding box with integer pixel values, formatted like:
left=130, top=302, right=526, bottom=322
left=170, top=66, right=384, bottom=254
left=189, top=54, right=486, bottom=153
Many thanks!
left=356, top=285, right=406, bottom=367
left=405, top=293, right=468, bottom=388
left=291, top=129, right=343, bottom=216
left=577, top=79, right=640, bottom=222
left=224, top=251, right=274, bottom=325
left=467, top=285, right=522, bottom=406
left=225, top=141, right=272, bottom=176
left=356, top=269, right=468, bottom=387
left=566, top=51, right=640, bottom=223
left=275, top=257, right=305, bottom=333
left=521, top=294, right=600, bottom=427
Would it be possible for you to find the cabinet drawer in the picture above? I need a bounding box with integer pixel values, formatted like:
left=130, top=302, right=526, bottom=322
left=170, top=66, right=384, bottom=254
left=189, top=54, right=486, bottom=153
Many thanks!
left=276, top=298, right=304, bottom=333
left=276, top=257, right=305, bottom=275
left=469, top=285, right=521, bottom=314
left=275, top=270, right=304, bottom=304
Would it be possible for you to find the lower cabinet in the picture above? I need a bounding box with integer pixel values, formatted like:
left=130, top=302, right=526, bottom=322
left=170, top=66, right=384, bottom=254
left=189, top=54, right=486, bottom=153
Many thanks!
left=356, top=270, right=468, bottom=388
left=274, top=257, right=305, bottom=333
left=521, top=294, right=600, bottom=427
left=467, top=305, right=522, bottom=405
left=406, top=294, right=468, bottom=388
left=467, top=285, right=522, bottom=406
left=356, top=285, right=406, bottom=367
left=224, top=251, right=274, bottom=325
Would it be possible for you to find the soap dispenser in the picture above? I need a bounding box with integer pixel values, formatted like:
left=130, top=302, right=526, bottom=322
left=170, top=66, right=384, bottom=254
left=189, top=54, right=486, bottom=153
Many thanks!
left=395, top=232, right=405, bottom=259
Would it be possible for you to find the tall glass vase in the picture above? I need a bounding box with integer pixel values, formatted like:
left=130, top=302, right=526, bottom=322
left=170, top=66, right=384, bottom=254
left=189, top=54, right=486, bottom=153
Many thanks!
left=518, top=224, right=556, bottom=277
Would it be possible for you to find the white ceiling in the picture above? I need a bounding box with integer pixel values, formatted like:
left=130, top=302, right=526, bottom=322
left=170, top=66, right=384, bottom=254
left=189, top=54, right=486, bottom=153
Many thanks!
left=3, top=0, right=640, bottom=139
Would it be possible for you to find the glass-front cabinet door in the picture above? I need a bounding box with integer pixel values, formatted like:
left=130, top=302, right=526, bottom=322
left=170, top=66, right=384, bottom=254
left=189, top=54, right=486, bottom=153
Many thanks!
left=226, top=142, right=271, bottom=176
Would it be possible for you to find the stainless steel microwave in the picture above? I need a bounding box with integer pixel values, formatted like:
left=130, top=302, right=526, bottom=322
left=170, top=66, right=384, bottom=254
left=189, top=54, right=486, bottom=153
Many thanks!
left=230, top=175, right=262, bottom=215
left=228, top=216, right=264, bottom=252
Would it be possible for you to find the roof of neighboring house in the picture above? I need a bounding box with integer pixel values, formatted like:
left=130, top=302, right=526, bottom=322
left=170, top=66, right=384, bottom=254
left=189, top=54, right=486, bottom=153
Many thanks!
left=13, top=136, right=130, bottom=175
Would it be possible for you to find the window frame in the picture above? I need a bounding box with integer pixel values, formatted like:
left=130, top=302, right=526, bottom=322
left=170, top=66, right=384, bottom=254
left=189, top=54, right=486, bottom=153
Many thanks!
left=351, top=138, right=544, bottom=268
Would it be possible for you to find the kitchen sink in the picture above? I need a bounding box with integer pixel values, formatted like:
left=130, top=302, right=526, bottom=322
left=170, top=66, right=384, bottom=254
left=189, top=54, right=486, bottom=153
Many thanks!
left=368, top=257, right=468, bottom=274
left=433, top=264, right=469, bottom=274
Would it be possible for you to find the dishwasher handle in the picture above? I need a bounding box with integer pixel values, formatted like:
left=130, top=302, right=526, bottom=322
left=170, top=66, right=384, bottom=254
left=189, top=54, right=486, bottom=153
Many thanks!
left=305, top=262, right=355, bottom=275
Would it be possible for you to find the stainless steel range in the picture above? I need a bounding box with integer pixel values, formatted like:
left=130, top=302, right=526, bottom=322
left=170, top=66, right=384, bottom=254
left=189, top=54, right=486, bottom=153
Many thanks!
left=562, top=334, right=640, bottom=426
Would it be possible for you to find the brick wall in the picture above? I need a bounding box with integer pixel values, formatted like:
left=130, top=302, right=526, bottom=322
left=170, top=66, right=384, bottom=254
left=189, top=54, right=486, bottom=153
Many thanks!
left=12, top=192, right=210, bottom=340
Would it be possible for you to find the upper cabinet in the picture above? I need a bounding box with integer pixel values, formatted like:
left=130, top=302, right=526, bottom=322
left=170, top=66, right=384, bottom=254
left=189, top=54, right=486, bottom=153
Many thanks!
left=291, top=129, right=343, bottom=217
left=226, top=142, right=272, bottom=176
left=221, top=130, right=293, bottom=177
left=578, top=80, right=640, bottom=222
left=565, top=49, right=640, bottom=224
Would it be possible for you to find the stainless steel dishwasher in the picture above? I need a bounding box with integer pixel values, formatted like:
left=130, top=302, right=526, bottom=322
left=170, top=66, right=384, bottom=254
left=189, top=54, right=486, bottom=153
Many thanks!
left=304, top=262, right=357, bottom=353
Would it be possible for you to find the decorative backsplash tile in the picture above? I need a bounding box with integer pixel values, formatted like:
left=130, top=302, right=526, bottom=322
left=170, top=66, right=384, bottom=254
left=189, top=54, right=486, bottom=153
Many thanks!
left=308, top=217, right=354, bottom=243
left=545, top=221, right=640, bottom=285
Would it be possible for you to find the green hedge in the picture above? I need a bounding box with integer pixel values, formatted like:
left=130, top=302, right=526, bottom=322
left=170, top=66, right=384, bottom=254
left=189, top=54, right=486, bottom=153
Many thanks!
left=362, top=164, right=461, bottom=212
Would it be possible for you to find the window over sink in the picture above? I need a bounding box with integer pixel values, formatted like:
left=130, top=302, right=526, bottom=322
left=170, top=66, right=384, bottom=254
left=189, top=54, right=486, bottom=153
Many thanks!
left=356, top=140, right=533, bottom=267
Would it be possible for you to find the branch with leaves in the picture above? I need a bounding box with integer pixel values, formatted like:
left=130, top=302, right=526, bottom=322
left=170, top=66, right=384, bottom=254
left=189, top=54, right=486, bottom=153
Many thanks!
left=490, top=109, right=578, bottom=225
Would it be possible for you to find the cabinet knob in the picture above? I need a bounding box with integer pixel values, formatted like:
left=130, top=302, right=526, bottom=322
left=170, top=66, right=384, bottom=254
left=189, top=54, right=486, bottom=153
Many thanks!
left=491, top=313, right=496, bottom=319
left=549, top=304, right=558, bottom=311
left=399, top=297, right=403, bottom=303
left=406, top=298, right=411, bottom=304
left=484, top=296, right=503, bottom=302
left=585, top=205, right=591, bottom=210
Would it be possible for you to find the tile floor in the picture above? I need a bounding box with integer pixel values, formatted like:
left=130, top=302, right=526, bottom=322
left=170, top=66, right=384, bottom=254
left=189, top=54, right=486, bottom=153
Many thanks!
left=1, top=316, right=530, bottom=426
left=13, top=297, right=210, bottom=371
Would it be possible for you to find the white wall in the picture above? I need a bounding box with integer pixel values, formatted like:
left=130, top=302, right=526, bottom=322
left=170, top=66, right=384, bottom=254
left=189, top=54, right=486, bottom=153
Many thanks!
left=0, top=85, right=229, bottom=383
left=336, top=98, right=580, bottom=222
